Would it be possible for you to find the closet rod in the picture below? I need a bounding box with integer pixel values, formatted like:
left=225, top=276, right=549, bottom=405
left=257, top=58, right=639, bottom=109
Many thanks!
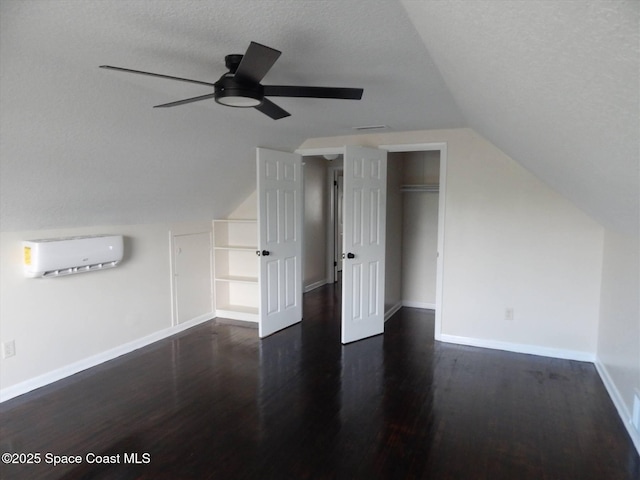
left=400, top=184, right=439, bottom=193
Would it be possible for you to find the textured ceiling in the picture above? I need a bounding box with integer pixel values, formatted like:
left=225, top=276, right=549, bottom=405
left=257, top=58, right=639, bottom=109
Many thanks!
left=401, top=0, right=639, bottom=234
left=1, top=0, right=637, bottom=235
left=0, top=0, right=463, bottom=231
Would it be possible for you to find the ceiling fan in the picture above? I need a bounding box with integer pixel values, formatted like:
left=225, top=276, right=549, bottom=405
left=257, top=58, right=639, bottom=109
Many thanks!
left=100, top=41, right=364, bottom=120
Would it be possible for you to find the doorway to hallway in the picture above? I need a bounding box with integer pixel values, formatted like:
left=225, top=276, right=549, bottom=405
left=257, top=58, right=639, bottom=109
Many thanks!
left=301, top=143, right=446, bottom=340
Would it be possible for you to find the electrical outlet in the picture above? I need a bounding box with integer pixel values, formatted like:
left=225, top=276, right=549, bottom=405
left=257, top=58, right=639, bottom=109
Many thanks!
left=505, top=308, right=514, bottom=321
left=2, top=340, right=16, bottom=359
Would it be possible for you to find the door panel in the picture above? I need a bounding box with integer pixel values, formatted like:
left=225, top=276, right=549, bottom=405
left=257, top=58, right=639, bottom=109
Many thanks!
left=173, top=232, right=212, bottom=324
left=342, top=146, right=387, bottom=343
left=258, top=148, right=303, bottom=338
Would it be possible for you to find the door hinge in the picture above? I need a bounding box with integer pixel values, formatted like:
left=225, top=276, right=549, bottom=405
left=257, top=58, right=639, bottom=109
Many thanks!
left=334, top=261, right=337, bottom=267
left=334, top=180, right=338, bottom=186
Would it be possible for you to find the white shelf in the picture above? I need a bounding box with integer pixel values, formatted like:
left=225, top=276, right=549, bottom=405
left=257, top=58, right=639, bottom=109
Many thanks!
left=215, top=275, right=258, bottom=284
left=213, top=218, right=259, bottom=322
left=216, top=305, right=259, bottom=323
left=214, top=245, right=257, bottom=251
left=217, top=304, right=259, bottom=314
left=214, top=218, right=258, bottom=223
left=214, top=218, right=257, bottom=222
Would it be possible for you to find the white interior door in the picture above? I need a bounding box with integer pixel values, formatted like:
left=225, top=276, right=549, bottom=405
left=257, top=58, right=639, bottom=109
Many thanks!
left=257, top=148, right=303, bottom=338
left=341, top=146, right=387, bottom=343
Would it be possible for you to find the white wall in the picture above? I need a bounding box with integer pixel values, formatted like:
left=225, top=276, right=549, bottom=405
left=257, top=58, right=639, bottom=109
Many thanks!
left=0, top=221, right=213, bottom=400
left=228, top=190, right=257, bottom=220
left=401, top=193, right=439, bottom=307
left=384, top=153, right=404, bottom=314
left=597, top=230, right=640, bottom=449
left=303, top=156, right=329, bottom=290
left=442, top=132, right=604, bottom=357
left=299, top=128, right=604, bottom=359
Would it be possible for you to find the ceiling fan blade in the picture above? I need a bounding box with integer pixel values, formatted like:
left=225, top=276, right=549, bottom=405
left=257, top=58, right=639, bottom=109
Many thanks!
left=263, top=85, right=363, bottom=100
left=255, top=98, right=290, bottom=120
left=153, top=92, right=217, bottom=108
left=234, top=42, right=281, bottom=85
left=100, top=65, right=216, bottom=87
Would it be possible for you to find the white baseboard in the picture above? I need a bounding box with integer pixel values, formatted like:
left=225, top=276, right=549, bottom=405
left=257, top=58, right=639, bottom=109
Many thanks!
left=384, top=302, right=403, bottom=321
left=595, top=359, right=640, bottom=455
left=402, top=300, right=436, bottom=310
left=0, top=313, right=215, bottom=403
left=304, top=279, right=328, bottom=293
left=439, top=333, right=596, bottom=362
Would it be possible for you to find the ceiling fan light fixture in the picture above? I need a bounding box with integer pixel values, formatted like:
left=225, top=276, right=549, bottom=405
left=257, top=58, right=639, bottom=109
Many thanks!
left=215, top=93, right=262, bottom=108
left=214, top=76, right=263, bottom=108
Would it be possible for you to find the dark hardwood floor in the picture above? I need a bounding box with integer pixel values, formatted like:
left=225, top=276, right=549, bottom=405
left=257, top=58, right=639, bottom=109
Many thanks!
left=1, top=282, right=638, bottom=479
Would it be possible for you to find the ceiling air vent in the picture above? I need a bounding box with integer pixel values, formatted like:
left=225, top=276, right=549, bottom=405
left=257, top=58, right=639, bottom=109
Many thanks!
left=352, top=125, right=389, bottom=131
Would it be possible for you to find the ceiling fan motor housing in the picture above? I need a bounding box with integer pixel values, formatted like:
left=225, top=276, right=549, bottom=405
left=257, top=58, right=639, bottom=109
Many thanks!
left=224, top=54, right=244, bottom=73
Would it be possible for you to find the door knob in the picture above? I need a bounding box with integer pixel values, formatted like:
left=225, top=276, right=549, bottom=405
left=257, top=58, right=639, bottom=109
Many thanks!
left=347, top=252, right=355, bottom=259
left=257, top=250, right=270, bottom=256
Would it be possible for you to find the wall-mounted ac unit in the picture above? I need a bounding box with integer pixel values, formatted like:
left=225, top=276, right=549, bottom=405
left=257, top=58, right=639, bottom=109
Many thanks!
left=23, top=235, right=124, bottom=278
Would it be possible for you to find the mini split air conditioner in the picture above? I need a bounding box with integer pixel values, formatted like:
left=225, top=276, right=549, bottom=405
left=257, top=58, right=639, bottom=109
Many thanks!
left=23, top=235, right=124, bottom=278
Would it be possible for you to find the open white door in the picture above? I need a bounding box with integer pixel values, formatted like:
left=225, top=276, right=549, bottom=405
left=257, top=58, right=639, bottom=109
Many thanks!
left=257, top=148, right=303, bottom=338
left=341, top=146, right=387, bottom=343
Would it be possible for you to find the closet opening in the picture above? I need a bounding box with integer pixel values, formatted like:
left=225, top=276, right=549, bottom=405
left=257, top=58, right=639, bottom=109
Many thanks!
left=386, top=150, right=440, bottom=314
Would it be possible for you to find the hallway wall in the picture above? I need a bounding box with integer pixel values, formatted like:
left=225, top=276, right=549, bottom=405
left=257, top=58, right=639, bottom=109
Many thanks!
left=303, top=156, right=329, bottom=290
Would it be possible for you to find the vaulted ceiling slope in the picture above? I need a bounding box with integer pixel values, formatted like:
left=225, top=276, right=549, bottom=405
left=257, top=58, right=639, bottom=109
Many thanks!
left=0, top=0, right=464, bottom=232
left=400, top=0, right=639, bottom=234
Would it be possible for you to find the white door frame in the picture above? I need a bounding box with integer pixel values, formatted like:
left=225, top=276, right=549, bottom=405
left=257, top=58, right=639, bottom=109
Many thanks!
left=327, top=164, right=343, bottom=284
left=379, top=142, right=447, bottom=342
left=295, top=147, right=346, bottom=286
left=296, top=142, right=447, bottom=342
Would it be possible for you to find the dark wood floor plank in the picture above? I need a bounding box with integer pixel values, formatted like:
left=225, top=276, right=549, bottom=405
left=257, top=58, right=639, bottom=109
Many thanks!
left=1, top=282, right=638, bottom=479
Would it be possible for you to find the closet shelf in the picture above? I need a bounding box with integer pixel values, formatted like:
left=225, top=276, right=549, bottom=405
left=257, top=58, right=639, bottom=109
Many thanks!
left=401, top=184, right=439, bottom=193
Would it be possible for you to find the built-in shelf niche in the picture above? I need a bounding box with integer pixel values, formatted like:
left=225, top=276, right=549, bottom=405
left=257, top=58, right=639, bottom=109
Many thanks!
left=213, top=219, right=259, bottom=323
